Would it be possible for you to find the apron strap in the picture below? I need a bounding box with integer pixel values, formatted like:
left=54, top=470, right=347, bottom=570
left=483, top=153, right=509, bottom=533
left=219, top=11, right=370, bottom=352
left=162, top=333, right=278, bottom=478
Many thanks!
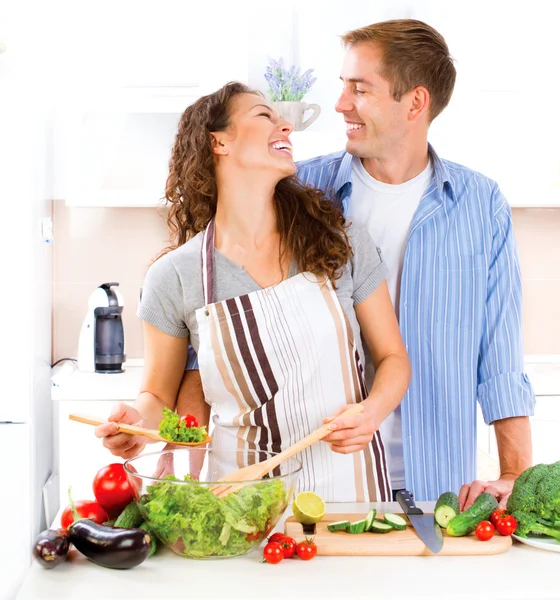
left=200, top=219, right=216, bottom=305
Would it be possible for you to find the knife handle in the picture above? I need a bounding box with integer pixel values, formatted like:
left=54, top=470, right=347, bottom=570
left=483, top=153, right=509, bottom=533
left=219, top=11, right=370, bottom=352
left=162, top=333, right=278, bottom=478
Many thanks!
left=396, top=490, right=423, bottom=515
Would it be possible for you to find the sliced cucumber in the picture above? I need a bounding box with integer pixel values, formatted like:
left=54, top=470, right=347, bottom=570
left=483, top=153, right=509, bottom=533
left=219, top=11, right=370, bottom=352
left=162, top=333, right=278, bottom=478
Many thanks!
left=434, top=491, right=460, bottom=528
left=369, top=520, right=393, bottom=534
left=327, top=520, right=351, bottom=532
left=382, top=513, right=408, bottom=531
left=365, top=509, right=377, bottom=531
left=346, top=519, right=367, bottom=534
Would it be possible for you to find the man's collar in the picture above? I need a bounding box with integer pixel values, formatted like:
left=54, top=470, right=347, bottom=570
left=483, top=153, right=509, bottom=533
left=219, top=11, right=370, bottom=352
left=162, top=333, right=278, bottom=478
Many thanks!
left=334, top=143, right=456, bottom=202
left=428, top=143, right=456, bottom=201
left=333, top=151, right=354, bottom=195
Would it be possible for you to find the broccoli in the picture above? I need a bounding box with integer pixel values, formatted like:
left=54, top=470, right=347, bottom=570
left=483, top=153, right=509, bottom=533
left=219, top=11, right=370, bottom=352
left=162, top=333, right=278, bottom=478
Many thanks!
left=507, top=461, right=560, bottom=542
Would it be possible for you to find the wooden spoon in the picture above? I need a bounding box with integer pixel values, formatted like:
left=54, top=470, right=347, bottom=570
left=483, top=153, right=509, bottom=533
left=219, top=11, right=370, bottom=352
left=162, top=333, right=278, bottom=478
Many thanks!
left=211, top=403, right=365, bottom=497
left=69, top=413, right=212, bottom=446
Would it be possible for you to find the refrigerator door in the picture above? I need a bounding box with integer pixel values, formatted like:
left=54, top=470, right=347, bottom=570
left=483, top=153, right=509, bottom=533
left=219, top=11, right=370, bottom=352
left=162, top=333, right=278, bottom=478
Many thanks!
left=0, top=423, right=32, bottom=600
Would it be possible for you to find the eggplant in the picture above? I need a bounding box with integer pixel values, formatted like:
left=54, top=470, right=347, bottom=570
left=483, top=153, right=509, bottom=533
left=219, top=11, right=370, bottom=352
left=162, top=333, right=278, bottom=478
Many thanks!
left=68, top=520, right=151, bottom=569
left=33, top=529, right=70, bottom=569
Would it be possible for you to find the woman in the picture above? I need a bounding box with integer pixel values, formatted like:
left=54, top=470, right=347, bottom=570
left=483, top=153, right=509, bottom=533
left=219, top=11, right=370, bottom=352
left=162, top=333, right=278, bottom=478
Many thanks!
left=95, top=82, right=411, bottom=502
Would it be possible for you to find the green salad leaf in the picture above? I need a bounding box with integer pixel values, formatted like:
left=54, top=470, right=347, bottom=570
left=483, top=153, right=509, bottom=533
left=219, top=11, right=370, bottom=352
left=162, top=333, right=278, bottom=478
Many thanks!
left=140, top=475, right=287, bottom=558
left=158, top=407, right=207, bottom=443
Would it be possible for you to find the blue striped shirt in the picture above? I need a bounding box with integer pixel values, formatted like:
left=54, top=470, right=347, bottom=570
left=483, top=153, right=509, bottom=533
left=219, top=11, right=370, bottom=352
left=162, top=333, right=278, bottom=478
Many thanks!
left=297, top=145, right=535, bottom=501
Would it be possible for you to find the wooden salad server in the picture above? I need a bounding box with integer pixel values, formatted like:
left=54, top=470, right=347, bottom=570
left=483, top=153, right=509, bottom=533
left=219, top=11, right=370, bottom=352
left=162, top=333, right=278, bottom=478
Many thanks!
left=68, top=413, right=212, bottom=447
left=211, top=403, right=365, bottom=497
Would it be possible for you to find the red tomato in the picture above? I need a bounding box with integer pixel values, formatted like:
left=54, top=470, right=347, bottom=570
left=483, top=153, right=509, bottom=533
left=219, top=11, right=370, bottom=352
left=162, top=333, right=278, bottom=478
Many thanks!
left=296, top=539, right=318, bottom=560
left=475, top=520, right=495, bottom=541
left=496, top=515, right=517, bottom=536
left=92, top=463, right=134, bottom=517
left=278, top=536, right=297, bottom=559
left=263, top=542, right=284, bottom=564
left=246, top=531, right=262, bottom=542
left=60, top=500, right=108, bottom=530
left=490, top=509, right=506, bottom=527
left=179, top=414, right=198, bottom=428
left=268, top=532, right=286, bottom=544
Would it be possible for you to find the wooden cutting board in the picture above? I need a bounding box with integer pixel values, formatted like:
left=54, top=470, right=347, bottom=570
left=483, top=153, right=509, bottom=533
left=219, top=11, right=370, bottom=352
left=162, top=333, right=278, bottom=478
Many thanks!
left=284, top=512, right=512, bottom=556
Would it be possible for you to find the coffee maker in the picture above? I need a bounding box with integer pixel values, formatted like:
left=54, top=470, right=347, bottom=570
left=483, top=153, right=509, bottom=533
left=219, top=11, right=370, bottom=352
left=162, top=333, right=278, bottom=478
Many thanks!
left=77, top=282, right=126, bottom=373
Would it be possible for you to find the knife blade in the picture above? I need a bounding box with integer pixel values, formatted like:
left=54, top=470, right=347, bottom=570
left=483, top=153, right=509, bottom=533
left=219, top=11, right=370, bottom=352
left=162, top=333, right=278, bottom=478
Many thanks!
left=396, top=490, right=443, bottom=554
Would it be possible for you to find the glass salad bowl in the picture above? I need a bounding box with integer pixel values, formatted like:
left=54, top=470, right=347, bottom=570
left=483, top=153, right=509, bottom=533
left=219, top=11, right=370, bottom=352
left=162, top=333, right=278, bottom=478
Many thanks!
left=123, top=448, right=301, bottom=559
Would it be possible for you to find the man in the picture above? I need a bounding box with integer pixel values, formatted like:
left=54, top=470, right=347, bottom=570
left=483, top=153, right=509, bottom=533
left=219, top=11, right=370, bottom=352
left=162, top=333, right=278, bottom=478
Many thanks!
left=297, top=19, right=534, bottom=508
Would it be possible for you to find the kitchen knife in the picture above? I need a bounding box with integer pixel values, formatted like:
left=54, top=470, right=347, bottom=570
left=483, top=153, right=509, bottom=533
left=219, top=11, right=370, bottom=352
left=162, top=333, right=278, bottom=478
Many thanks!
left=396, top=490, right=444, bottom=554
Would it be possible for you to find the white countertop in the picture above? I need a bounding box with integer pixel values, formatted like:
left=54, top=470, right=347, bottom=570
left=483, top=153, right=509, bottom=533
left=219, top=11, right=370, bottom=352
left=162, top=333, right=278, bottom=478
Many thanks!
left=16, top=502, right=558, bottom=600
left=51, top=359, right=144, bottom=401
left=52, top=357, right=560, bottom=402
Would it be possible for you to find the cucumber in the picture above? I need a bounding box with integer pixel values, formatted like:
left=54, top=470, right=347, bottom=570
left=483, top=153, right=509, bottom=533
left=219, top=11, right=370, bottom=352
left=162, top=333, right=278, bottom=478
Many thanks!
left=446, top=492, right=499, bottom=537
left=346, top=519, right=367, bottom=534
left=365, top=509, right=377, bottom=531
left=382, top=513, right=407, bottom=531
left=369, top=520, right=393, bottom=534
left=139, top=522, right=158, bottom=557
left=327, top=520, right=351, bottom=532
left=114, top=501, right=144, bottom=529
left=434, top=491, right=460, bottom=528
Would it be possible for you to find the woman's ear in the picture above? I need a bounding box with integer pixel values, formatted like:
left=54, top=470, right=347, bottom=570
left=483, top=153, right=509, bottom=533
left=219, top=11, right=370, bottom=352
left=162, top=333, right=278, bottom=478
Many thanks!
left=210, top=133, right=229, bottom=156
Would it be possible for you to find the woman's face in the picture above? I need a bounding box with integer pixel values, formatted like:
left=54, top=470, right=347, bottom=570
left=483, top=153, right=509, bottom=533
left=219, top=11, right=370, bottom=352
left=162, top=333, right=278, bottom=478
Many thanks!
left=214, top=93, right=295, bottom=178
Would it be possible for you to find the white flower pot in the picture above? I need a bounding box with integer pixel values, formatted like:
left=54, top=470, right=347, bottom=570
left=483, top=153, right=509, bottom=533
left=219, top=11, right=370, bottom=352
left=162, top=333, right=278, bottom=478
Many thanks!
left=272, top=101, right=321, bottom=131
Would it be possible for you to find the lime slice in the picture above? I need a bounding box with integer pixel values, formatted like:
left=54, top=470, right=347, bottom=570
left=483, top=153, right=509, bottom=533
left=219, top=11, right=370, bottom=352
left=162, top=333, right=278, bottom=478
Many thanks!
left=292, top=492, right=326, bottom=525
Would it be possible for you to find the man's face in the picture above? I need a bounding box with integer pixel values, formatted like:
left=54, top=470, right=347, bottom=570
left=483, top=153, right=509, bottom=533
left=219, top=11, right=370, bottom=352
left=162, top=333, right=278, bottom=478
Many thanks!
left=335, top=43, right=411, bottom=159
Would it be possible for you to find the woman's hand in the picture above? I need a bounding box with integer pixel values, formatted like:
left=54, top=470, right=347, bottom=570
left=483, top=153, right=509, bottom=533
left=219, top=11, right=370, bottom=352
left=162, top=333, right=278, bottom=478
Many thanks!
left=94, top=402, right=148, bottom=459
left=322, top=401, right=381, bottom=454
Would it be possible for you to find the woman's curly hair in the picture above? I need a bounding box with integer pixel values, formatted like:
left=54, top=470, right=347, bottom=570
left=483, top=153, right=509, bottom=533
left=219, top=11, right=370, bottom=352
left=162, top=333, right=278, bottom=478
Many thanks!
left=162, top=81, right=351, bottom=286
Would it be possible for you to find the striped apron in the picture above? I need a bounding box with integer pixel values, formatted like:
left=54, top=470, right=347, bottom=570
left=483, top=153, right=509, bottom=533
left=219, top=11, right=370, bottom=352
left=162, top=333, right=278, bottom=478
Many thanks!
left=195, top=220, right=391, bottom=502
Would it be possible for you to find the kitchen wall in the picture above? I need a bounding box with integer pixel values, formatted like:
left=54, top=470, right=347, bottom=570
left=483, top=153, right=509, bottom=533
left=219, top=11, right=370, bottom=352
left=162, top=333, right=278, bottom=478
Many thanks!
left=52, top=205, right=560, bottom=361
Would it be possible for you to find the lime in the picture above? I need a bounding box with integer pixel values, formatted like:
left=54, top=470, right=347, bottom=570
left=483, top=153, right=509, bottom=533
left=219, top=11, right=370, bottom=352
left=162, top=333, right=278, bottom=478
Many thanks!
left=292, top=491, right=326, bottom=525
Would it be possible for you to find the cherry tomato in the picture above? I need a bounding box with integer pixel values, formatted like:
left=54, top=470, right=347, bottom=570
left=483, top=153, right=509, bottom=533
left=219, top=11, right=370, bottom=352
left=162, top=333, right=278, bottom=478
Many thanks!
left=246, top=531, right=262, bottom=542
left=263, top=542, right=284, bottom=564
left=496, top=515, right=517, bottom=536
left=268, top=532, right=286, bottom=544
left=490, top=509, right=506, bottom=527
left=278, top=535, right=297, bottom=559
left=60, top=500, right=108, bottom=530
left=475, top=520, right=495, bottom=541
left=92, top=463, right=135, bottom=517
left=179, top=414, right=199, bottom=428
left=296, top=539, right=317, bottom=560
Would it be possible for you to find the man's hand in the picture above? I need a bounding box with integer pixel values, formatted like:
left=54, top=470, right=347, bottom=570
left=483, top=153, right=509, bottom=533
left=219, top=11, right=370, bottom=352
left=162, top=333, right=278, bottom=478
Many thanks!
left=459, top=475, right=517, bottom=511
left=322, top=401, right=381, bottom=454
left=94, top=402, right=148, bottom=459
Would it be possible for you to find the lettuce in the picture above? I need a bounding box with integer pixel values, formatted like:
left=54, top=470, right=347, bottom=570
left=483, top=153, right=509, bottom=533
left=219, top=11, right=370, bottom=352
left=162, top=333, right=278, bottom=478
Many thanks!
left=139, top=476, right=287, bottom=558
left=158, top=407, right=207, bottom=443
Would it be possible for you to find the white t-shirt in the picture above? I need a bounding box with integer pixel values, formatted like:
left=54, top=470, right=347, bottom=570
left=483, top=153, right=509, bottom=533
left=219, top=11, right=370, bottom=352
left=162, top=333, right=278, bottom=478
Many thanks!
left=347, top=156, right=433, bottom=489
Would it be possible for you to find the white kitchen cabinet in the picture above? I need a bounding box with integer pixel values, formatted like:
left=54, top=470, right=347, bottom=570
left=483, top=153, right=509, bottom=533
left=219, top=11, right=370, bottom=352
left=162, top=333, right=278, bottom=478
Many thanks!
left=477, top=360, right=560, bottom=478
left=530, top=396, right=560, bottom=464
left=43, top=3, right=248, bottom=94
left=52, top=2, right=249, bottom=206
left=60, top=122, right=347, bottom=207
left=55, top=399, right=133, bottom=504
left=485, top=395, right=560, bottom=468
left=51, top=362, right=158, bottom=511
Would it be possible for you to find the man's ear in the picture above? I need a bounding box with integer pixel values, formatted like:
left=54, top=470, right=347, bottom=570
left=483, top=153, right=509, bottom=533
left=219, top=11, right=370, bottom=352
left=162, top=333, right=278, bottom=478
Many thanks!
left=210, top=133, right=229, bottom=156
left=408, top=86, right=430, bottom=121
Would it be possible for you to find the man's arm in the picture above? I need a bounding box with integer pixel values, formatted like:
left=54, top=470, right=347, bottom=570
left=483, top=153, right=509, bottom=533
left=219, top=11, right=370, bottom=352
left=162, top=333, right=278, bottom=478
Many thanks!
left=460, top=187, right=535, bottom=510
left=460, top=416, right=532, bottom=510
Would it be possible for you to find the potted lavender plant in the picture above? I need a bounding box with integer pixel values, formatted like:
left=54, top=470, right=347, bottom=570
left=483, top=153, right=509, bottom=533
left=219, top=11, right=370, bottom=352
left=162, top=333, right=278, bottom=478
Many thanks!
left=264, top=58, right=320, bottom=131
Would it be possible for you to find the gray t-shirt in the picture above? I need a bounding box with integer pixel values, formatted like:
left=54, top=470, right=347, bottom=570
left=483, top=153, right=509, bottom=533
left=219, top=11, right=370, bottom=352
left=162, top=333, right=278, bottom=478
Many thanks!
left=138, top=222, right=387, bottom=364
